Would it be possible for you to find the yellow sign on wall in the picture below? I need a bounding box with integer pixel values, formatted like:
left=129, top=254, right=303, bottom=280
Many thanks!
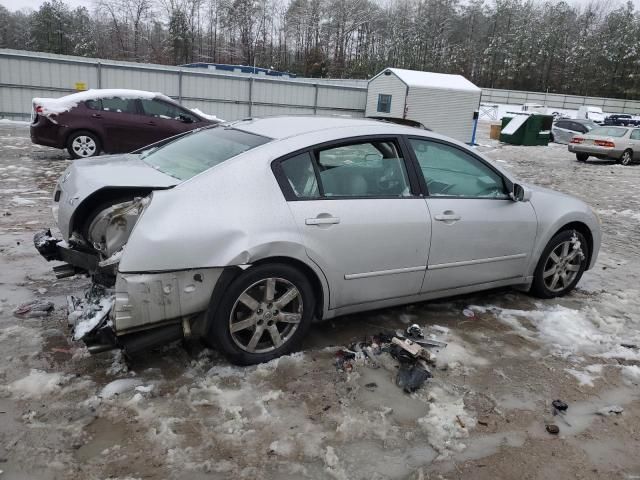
left=74, top=82, right=88, bottom=91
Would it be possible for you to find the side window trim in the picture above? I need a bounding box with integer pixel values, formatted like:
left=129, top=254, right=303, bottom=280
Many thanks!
left=271, top=135, right=421, bottom=201
left=403, top=135, right=510, bottom=199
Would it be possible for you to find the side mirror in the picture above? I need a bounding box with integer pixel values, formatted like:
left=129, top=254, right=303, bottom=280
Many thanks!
left=511, top=183, right=532, bottom=202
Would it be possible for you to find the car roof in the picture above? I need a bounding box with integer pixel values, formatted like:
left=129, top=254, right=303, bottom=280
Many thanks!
left=229, top=116, right=409, bottom=140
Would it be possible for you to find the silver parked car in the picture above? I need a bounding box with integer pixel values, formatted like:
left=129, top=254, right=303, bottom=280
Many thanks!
left=551, top=119, right=597, bottom=144
left=568, top=126, right=640, bottom=165
left=35, top=117, right=601, bottom=364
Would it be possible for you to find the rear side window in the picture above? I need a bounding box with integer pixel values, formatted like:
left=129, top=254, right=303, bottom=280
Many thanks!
left=101, top=97, right=137, bottom=114
left=278, top=139, right=411, bottom=199
left=410, top=138, right=508, bottom=199
left=631, top=130, right=640, bottom=140
left=280, top=153, right=319, bottom=198
left=555, top=120, right=570, bottom=129
left=85, top=99, right=101, bottom=110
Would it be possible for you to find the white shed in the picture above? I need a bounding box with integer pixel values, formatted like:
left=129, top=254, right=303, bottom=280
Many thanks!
left=365, top=68, right=482, bottom=143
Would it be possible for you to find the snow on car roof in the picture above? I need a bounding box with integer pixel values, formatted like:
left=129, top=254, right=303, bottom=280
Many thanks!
left=382, top=68, right=481, bottom=92
left=33, top=89, right=172, bottom=116
left=231, top=116, right=395, bottom=140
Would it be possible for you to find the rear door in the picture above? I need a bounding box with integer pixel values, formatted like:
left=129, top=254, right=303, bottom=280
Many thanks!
left=406, top=137, right=538, bottom=293
left=274, top=137, right=431, bottom=309
left=98, top=97, right=145, bottom=153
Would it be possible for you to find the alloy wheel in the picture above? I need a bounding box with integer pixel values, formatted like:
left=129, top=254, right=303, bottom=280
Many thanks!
left=621, top=150, right=632, bottom=166
left=229, top=277, right=303, bottom=353
left=542, top=241, right=583, bottom=293
left=72, top=135, right=97, bottom=157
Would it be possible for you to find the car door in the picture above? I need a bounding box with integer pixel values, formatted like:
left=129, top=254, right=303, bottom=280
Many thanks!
left=274, top=138, right=431, bottom=309
left=138, top=99, right=200, bottom=147
left=630, top=129, right=640, bottom=160
left=553, top=120, right=574, bottom=144
left=98, top=97, right=146, bottom=153
left=406, top=137, right=538, bottom=293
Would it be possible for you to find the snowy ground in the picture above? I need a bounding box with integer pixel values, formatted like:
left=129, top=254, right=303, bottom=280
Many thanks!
left=1, top=121, right=640, bottom=480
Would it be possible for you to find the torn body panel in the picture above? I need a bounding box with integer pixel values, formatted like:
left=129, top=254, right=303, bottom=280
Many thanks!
left=114, top=268, right=223, bottom=334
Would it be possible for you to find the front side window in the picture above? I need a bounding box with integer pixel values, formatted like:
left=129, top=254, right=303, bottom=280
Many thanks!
left=85, top=99, right=101, bottom=110
left=377, top=94, right=392, bottom=113
left=141, top=99, right=195, bottom=122
left=409, top=139, right=508, bottom=199
left=100, top=97, right=137, bottom=114
left=141, top=127, right=269, bottom=180
left=555, top=120, right=571, bottom=130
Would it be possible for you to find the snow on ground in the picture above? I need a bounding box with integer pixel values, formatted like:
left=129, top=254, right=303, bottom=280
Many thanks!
left=1, top=122, right=640, bottom=479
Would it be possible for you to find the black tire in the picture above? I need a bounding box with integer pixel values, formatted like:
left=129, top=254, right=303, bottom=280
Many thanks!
left=530, top=230, right=589, bottom=299
left=549, top=132, right=555, bottom=143
left=576, top=152, right=589, bottom=162
left=208, top=263, right=315, bottom=365
left=620, top=149, right=633, bottom=166
left=67, top=130, right=101, bottom=159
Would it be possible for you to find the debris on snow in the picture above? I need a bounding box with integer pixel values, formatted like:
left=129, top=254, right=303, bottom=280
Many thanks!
left=596, top=405, right=623, bottom=416
left=68, top=285, right=114, bottom=341
left=8, top=369, right=68, bottom=399
left=13, top=299, right=54, bottom=318
left=100, top=378, right=143, bottom=399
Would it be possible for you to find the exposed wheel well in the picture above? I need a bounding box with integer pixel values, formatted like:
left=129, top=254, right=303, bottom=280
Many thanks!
left=553, top=221, right=594, bottom=268
left=251, top=256, right=326, bottom=321
left=70, top=187, right=153, bottom=238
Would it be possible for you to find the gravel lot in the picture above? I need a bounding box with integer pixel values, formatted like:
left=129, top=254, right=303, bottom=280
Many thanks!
left=1, top=120, right=639, bottom=480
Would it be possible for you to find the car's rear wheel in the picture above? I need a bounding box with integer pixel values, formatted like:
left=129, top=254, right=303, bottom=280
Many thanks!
left=208, top=263, right=315, bottom=365
left=67, top=130, right=101, bottom=159
left=576, top=152, right=589, bottom=162
left=530, top=230, right=589, bottom=298
left=620, top=149, right=633, bottom=166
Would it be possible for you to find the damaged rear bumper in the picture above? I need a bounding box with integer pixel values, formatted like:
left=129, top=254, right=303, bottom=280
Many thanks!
left=67, top=268, right=224, bottom=354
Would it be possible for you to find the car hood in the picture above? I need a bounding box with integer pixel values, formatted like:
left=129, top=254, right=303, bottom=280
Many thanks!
left=55, top=153, right=179, bottom=240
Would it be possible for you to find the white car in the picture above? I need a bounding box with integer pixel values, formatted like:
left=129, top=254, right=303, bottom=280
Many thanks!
left=35, top=117, right=601, bottom=364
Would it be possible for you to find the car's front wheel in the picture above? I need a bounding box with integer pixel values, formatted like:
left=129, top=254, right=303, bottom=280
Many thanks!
left=530, top=230, right=589, bottom=298
left=208, top=263, right=315, bottom=365
left=576, top=152, right=589, bottom=162
left=67, top=130, right=101, bottom=159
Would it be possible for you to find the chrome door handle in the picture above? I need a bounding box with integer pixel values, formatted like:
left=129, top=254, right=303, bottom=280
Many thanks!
left=305, top=216, right=340, bottom=225
left=434, top=213, right=461, bottom=222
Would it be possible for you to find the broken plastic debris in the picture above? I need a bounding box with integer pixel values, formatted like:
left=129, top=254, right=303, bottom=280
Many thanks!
left=596, top=405, right=623, bottom=416
left=552, top=400, right=568, bottom=411
left=462, top=308, right=475, bottom=318
left=396, top=363, right=432, bottom=393
left=13, top=300, right=54, bottom=318
left=68, top=285, right=114, bottom=341
left=406, top=323, right=424, bottom=338
left=546, top=424, right=560, bottom=434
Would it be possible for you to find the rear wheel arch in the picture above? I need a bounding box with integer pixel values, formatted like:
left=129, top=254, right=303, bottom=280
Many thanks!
left=65, top=128, right=103, bottom=153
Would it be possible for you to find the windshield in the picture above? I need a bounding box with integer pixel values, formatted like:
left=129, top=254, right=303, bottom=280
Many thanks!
left=141, top=127, right=270, bottom=180
left=590, top=127, right=628, bottom=138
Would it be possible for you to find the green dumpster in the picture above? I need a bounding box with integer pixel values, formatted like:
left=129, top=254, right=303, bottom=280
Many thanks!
left=500, top=114, right=553, bottom=146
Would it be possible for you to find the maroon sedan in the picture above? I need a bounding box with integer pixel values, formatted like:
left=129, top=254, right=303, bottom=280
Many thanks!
left=30, top=89, right=220, bottom=158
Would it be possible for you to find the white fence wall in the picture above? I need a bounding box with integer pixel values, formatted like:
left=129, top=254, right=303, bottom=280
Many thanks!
left=2, top=49, right=639, bottom=122
left=481, top=88, right=640, bottom=115
left=0, top=49, right=367, bottom=121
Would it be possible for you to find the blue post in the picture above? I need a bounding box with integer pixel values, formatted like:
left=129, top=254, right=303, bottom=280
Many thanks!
left=470, top=114, right=479, bottom=146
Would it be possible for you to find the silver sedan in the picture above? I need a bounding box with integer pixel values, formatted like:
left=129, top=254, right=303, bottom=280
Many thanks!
left=36, top=117, right=601, bottom=364
left=568, top=126, right=640, bottom=165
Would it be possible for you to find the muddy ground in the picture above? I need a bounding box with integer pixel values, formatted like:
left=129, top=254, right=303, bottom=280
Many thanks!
left=1, top=120, right=639, bottom=480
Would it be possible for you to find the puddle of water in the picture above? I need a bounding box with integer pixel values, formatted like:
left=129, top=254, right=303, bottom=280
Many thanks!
left=75, top=417, right=130, bottom=462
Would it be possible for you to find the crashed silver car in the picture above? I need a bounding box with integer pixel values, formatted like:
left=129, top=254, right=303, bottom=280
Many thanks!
left=35, top=117, right=601, bottom=365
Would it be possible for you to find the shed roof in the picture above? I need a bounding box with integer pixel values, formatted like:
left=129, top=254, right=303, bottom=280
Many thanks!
left=375, top=68, right=481, bottom=93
